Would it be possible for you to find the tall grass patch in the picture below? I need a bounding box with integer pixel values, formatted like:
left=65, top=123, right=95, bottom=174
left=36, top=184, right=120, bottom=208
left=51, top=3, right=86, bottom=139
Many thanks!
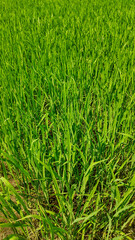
left=0, top=0, right=135, bottom=239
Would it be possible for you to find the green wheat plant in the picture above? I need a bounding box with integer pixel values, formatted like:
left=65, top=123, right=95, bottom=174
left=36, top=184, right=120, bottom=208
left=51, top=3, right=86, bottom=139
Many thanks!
left=0, top=0, right=135, bottom=239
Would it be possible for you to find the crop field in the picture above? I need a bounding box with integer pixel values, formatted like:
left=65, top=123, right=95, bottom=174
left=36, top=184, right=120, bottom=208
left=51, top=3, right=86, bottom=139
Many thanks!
left=0, top=0, right=135, bottom=239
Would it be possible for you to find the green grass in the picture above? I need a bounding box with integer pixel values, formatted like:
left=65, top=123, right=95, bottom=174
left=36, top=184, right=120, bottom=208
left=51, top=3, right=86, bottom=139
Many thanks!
left=0, top=0, right=135, bottom=239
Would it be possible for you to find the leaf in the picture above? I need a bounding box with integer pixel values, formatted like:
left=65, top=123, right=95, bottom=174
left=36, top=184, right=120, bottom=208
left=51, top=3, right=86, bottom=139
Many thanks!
left=111, top=237, right=124, bottom=240
left=45, top=210, right=55, bottom=216
left=3, top=235, right=25, bottom=240
left=72, top=207, right=102, bottom=225
left=0, top=177, right=29, bottom=214
left=0, top=222, right=27, bottom=228
left=106, top=213, right=112, bottom=240
left=113, top=204, right=134, bottom=218
left=81, top=180, right=99, bottom=215
left=110, top=169, right=121, bottom=206
left=116, top=132, right=135, bottom=140
left=121, top=213, right=135, bottom=230
left=130, top=173, right=135, bottom=187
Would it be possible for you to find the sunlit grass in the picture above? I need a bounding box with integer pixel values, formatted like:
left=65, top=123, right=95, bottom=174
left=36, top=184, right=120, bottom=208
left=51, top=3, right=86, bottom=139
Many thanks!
left=0, top=0, right=135, bottom=239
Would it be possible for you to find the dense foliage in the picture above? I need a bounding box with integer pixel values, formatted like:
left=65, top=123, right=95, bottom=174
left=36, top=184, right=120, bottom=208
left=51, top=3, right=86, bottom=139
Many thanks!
left=0, top=0, right=135, bottom=239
